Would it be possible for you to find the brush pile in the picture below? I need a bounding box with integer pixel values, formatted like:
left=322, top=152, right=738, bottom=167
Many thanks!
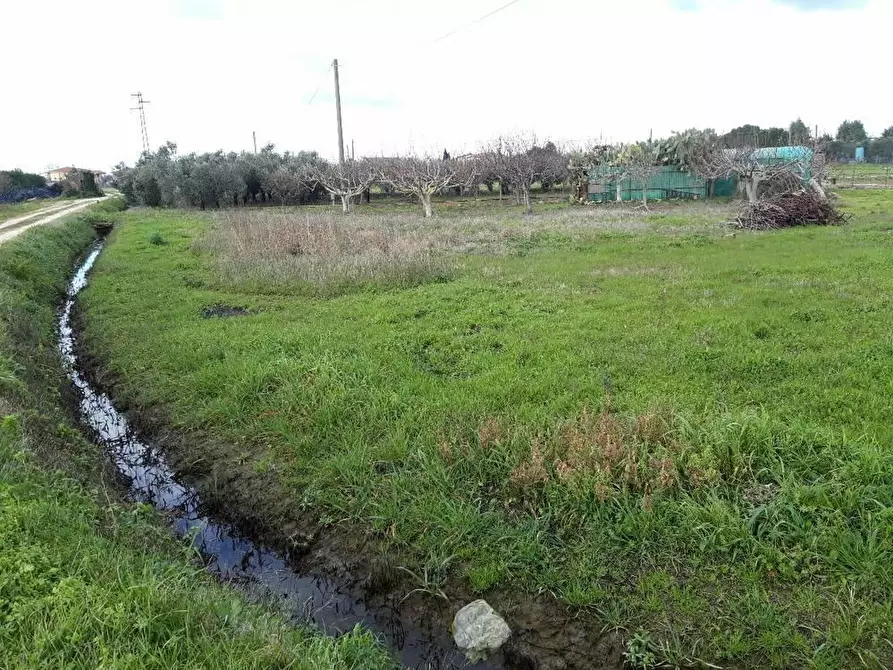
left=736, top=191, right=850, bottom=230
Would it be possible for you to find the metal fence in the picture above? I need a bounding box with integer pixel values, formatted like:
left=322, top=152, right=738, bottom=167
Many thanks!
left=828, top=165, right=893, bottom=189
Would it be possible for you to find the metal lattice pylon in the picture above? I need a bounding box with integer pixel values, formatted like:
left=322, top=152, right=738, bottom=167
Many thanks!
left=130, top=92, right=151, bottom=155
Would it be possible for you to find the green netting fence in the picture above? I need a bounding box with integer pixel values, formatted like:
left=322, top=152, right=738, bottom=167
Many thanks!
left=588, top=165, right=736, bottom=203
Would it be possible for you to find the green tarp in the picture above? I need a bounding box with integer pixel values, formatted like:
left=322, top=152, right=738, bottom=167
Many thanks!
left=588, top=165, right=710, bottom=203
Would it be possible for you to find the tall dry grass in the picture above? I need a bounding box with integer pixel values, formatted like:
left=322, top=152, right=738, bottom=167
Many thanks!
left=200, top=209, right=455, bottom=293
left=199, top=201, right=736, bottom=293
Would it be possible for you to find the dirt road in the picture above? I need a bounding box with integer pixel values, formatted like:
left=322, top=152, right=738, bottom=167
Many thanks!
left=0, top=197, right=106, bottom=245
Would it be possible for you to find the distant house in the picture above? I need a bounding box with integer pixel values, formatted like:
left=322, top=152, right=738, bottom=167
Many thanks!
left=46, top=167, right=106, bottom=183
left=46, top=167, right=76, bottom=182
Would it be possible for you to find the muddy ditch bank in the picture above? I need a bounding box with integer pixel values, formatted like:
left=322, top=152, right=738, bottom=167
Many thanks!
left=64, top=241, right=626, bottom=670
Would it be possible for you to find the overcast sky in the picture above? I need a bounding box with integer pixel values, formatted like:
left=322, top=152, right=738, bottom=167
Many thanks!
left=1, top=0, right=887, bottom=173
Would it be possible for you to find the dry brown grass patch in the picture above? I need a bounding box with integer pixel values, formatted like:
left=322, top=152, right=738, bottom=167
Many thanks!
left=509, top=439, right=549, bottom=488
left=477, top=417, right=505, bottom=449
left=195, top=201, right=736, bottom=294
left=633, top=409, right=675, bottom=446
left=509, top=403, right=719, bottom=500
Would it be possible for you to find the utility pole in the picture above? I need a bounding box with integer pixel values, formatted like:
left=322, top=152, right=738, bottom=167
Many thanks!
left=253, top=131, right=257, bottom=153
left=130, top=92, right=151, bottom=155
left=333, top=58, right=345, bottom=164
left=351, top=139, right=355, bottom=161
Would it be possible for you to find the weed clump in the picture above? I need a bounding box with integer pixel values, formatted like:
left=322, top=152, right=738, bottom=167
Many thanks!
left=149, top=232, right=168, bottom=246
left=93, top=197, right=128, bottom=213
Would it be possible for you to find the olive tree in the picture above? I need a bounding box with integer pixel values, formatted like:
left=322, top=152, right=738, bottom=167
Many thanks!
left=789, top=118, right=811, bottom=145
left=118, top=145, right=331, bottom=208
left=265, top=166, right=305, bottom=206
left=836, top=120, right=868, bottom=143
left=175, top=152, right=244, bottom=209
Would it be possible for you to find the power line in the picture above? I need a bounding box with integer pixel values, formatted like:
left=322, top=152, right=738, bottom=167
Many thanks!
left=431, top=0, right=523, bottom=43
left=304, top=1, right=523, bottom=162
left=307, top=63, right=333, bottom=104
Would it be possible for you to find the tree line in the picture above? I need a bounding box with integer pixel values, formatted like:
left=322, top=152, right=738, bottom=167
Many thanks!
left=826, top=120, right=893, bottom=163
left=685, top=119, right=893, bottom=163
left=114, top=118, right=891, bottom=217
left=113, top=138, right=568, bottom=216
left=722, top=119, right=893, bottom=162
left=114, top=143, right=327, bottom=210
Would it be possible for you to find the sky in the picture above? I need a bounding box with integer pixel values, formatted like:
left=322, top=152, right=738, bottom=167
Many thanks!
left=1, top=0, right=887, bottom=173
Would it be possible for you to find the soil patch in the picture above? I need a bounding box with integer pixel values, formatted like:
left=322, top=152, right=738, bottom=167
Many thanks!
left=201, top=303, right=253, bottom=319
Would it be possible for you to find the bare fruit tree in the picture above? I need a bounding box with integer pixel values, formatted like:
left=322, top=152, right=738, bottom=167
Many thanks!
left=304, top=159, right=375, bottom=213
left=615, top=143, right=664, bottom=210
left=376, top=155, right=474, bottom=218
left=687, top=147, right=730, bottom=198
left=707, top=147, right=806, bottom=204
left=486, top=134, right=567, bottom=214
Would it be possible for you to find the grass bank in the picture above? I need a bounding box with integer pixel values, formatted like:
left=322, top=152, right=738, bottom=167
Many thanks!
left=81, top=193, right=893, bottom=668
left=0, top=218, right=393, bottom=669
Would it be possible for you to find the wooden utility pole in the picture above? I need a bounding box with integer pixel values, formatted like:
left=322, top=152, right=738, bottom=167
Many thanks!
left=253, top=131, right=257, bottom=153
left=333, top=58, right=345, bottom=164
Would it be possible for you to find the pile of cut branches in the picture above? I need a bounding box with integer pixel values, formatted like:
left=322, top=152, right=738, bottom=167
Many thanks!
left=736, top=191, right=850, bottom=230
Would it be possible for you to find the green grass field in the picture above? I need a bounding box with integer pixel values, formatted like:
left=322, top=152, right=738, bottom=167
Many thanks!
left=0, top=199, right=56, bottom=223
left=0, top=218, right=393, bottom=670
left=828, top=163, right=893, bottom=187
left=81, top=192, right=893, bottom=668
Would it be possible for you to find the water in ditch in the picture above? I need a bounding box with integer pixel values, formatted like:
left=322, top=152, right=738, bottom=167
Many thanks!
left=60, top=240, right=501, bottom=670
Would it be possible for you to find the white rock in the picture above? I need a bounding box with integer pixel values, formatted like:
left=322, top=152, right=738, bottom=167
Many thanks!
left=452, top=599, right=511, bottom=662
